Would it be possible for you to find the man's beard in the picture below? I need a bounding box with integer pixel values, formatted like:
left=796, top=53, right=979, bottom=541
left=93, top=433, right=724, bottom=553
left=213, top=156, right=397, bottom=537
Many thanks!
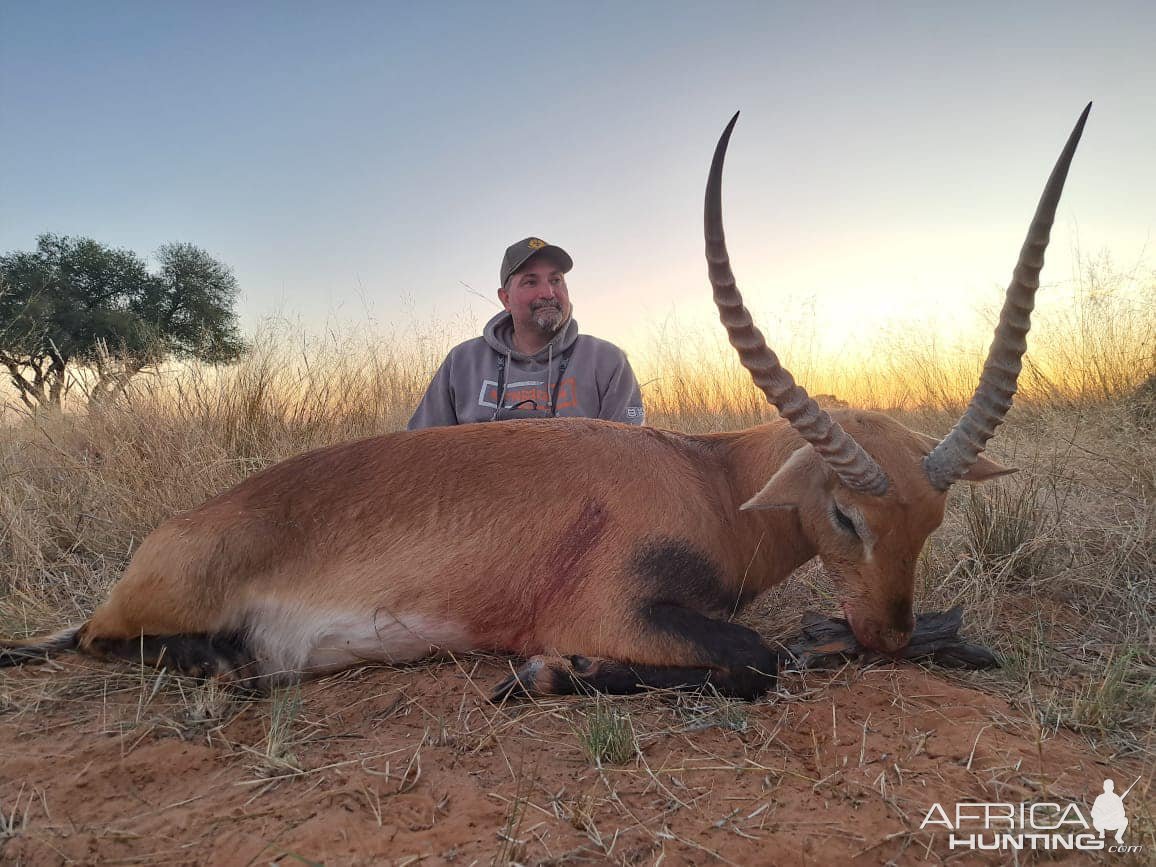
left=532, top=303, right=565, bottom=333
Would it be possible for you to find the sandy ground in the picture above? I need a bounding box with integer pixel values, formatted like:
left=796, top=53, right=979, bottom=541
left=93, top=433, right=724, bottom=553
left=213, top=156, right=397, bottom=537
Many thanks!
left=1, top=656, right=1150, bottom=866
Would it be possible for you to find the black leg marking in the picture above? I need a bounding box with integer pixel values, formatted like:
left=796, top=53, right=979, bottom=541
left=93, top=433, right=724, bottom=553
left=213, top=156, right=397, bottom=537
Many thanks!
left=574, top=649, right=777, bottom=699
left=640, top=603, right=779, bottom=698
left=568, top=657, right=737, bottom=694
left=491, top=605, right=779, bottom=702
left=87, top=632, right=258, bottom=684
left=490, top=651, right=777, bottom=702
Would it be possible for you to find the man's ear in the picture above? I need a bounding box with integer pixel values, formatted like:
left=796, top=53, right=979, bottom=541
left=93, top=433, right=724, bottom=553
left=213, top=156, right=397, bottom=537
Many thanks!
left=741, top=445, right=823, bottom=511
left=913, top=432, right=1018, bottom=483
left=497, top=285, right=510, bottom=311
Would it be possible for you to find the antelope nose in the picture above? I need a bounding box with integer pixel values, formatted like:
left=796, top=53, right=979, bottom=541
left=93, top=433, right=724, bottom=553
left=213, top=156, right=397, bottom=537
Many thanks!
left=874, top=626, right=913, bottom=654
left=874, top=606, right=916, bottom=654
left=848, top=612, right=913, bottom=654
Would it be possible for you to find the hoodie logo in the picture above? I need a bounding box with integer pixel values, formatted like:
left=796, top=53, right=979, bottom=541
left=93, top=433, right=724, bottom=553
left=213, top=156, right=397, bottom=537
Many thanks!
left=478, top=377, right=578, bottom=410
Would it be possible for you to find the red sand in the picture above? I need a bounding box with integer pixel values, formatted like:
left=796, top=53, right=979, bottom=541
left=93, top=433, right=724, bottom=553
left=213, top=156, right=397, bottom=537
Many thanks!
left=1, top=658, right=1148, bottom=865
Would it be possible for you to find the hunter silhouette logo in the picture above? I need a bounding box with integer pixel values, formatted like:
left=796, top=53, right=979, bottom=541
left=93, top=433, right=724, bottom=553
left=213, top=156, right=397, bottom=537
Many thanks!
left=920, top=776, right=1143, bottom=854
left=1092, top=778, right=1135, bottom=846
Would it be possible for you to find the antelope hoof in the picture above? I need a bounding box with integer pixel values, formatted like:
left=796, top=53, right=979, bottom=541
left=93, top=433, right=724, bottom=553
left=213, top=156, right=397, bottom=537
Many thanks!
left=490, top=654, right=579, bottom=701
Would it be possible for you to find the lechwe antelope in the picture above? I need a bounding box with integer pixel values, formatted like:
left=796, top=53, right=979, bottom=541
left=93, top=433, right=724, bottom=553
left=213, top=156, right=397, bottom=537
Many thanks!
left=2, top=106, right=1090, bottom=700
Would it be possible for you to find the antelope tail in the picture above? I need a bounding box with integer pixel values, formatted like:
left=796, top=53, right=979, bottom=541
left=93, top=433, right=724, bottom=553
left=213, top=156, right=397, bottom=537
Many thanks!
left=0, top=626, right=82, bottom=667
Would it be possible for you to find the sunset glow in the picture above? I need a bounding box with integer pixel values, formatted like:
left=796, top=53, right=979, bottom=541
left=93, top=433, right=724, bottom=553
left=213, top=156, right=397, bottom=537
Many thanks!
left=2, top=2, right=1153, bottom=401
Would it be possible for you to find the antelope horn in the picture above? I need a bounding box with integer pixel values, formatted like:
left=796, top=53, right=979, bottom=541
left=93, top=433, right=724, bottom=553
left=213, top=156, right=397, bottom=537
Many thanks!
left=924, top=103, right=1092, bottom=491
left=706, top=111, right=889, bottom=497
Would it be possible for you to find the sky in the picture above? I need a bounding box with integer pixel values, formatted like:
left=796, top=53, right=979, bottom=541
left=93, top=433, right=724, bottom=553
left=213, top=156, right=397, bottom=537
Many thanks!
left=2, top=1, right=1153, bottom=361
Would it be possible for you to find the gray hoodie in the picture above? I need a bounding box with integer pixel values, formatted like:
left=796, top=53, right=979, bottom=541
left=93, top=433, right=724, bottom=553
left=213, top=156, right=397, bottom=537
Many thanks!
left=407, top=311, right=644, bottom=429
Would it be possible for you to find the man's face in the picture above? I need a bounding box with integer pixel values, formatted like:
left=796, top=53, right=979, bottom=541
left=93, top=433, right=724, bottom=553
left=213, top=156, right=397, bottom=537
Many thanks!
left=498, top=256, right=571, bottom=336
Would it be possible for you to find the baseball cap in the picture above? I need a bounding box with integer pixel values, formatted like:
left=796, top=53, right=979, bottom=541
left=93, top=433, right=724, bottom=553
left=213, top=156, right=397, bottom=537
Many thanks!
left=500, top=237, right=573, bottom=286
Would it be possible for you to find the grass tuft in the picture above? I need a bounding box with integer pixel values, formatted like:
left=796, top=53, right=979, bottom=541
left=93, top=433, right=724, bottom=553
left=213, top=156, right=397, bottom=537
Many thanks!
left=251, top=684, right=305, bottom=778
left=961, top=479, right=1047, bottom=583
left=575, top=701, right=639, bottom=767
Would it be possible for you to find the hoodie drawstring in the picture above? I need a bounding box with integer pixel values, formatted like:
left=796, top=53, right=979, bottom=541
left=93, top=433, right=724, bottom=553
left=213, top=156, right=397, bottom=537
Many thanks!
left=546, top=343, right=553, bottom=412
left=491, top=350, right=511, bottom=421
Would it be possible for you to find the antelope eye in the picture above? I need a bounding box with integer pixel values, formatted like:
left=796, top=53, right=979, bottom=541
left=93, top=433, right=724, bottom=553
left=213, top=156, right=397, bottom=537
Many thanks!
left=833, top=506, right=858, bottom=537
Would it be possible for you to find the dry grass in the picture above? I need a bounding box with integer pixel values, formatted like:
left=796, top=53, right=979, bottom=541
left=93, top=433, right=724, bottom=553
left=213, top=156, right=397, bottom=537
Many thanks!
left=575, top=701, right=640, bottom=767
left=1, top=260, right=1153, bottom=860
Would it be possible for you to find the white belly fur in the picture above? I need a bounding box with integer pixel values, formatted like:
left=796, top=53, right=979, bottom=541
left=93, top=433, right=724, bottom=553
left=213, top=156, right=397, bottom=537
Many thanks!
left=247, top=599, right=474, bottom=677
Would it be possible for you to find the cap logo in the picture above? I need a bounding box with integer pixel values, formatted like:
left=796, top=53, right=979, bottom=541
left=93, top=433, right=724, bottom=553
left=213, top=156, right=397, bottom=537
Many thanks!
left=527, top=238, right=546, bottom=249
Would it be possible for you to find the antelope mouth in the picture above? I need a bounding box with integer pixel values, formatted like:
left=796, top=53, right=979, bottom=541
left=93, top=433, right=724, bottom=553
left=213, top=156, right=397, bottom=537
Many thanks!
left=843, top=605, right=913, bottom=655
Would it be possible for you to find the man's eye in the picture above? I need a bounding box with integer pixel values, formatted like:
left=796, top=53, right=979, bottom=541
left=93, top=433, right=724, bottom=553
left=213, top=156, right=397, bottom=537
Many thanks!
left=833, top=507, right=858, bottom=536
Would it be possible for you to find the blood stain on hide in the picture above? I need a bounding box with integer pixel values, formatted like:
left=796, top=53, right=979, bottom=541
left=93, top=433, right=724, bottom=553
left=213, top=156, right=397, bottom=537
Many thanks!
left=471, top=498, right=609, bottom=652
left=532, top=498, right=609, bottom=615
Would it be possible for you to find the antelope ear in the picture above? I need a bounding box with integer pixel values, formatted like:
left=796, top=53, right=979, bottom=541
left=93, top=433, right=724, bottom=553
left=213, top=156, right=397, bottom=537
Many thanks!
left=960, top=454, right=1018, bottom=483
left=741, top=445, right=824, bottom=511
left=913, top=432, right=1017, bottom=483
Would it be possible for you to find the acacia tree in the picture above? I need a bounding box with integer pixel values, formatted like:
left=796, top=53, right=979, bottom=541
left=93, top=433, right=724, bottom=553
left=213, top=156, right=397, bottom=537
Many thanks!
left=0, top=234, right=245, bottom=409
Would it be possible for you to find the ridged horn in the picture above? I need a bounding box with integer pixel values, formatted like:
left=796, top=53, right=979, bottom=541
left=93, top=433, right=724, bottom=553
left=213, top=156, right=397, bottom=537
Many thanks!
left=924, top=103, right=1092, bottom=491
left=706, top=111, right=889, bottom=497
